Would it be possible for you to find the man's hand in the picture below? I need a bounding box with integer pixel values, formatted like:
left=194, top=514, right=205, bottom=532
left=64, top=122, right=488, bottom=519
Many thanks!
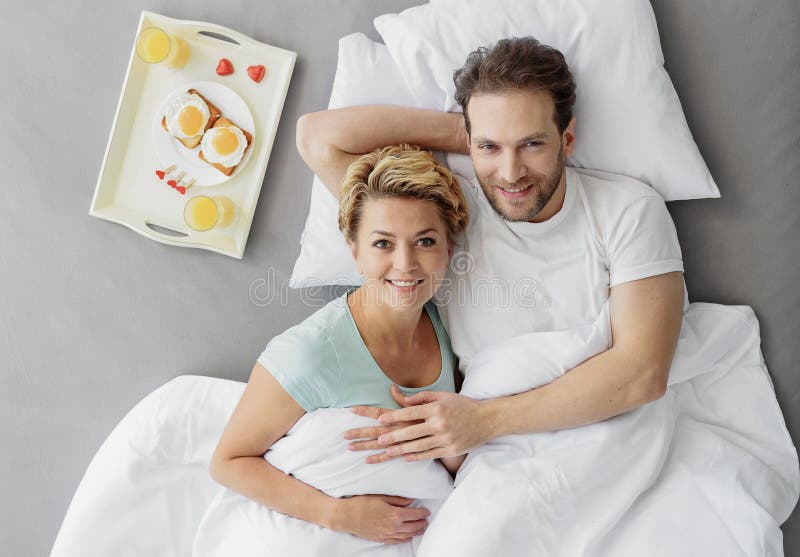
left=345, top=385, right=494, bottom=463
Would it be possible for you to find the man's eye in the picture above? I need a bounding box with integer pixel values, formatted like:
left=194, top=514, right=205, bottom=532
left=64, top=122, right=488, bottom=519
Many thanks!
left=525, top=141, right=542, bottom=148
left=479, top=144, right=496, bottom=150
left=417, top=237, right=436, bottom=247
left=372, top=240, right=390, bottom=249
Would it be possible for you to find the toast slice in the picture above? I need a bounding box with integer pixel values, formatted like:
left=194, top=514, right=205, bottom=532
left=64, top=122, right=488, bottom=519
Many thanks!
left=161, top=89, right=222, bottom=149
left=198, top=117, right=254, bottom=176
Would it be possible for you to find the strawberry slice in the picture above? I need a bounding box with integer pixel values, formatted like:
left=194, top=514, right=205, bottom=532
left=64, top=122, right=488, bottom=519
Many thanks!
left=216, top=58, right=234, bottom=76
left=247, top=64, right=265, bottom=83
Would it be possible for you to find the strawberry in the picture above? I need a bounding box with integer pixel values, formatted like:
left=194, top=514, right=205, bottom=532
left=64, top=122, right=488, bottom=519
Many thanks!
left=155, top=170, right=166, bottom=180
left=247, top=64, right=265, bottom=83
left=167, top=179, right=177, bottom=188
left=176, top=186, right=186, bottom=195
left=216, top=58, right=234, bottom=76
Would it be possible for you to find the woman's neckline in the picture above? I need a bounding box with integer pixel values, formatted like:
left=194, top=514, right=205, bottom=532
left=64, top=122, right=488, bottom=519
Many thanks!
left=344, top=289, right=445, bottom=391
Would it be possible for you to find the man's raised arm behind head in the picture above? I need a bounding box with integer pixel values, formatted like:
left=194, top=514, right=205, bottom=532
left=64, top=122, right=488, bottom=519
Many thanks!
left=295, top=106, right=469, bottom=199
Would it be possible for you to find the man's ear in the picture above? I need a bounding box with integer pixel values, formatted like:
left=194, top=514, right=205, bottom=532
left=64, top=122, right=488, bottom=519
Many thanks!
left=562, top=117, right=577, bottom=157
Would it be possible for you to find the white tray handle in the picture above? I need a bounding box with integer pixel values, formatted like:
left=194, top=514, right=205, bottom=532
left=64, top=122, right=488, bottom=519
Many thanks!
left=129, top=218, right=191, bottom=243
left=177, top=19, right=263, bottom=50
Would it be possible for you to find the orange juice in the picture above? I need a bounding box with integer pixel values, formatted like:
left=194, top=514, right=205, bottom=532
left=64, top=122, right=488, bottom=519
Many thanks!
left=135, top=27, right=190, bottom=68
left=184, top=196, right=235, bottom=232
left=136, top=27, right=171, bottom=64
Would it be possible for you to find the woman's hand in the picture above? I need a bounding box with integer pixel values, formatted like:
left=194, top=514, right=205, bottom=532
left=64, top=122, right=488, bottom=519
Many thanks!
left=328, top=495, right=430, bottom=544
left=344, top=403, right=424, bottom=463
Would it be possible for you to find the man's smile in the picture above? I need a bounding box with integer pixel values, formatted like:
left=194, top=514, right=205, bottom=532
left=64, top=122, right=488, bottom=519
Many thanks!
left=497, top=183, right=533, bottom=199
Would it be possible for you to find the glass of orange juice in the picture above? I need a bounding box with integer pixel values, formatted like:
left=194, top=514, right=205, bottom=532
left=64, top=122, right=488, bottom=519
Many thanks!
left=135, top=27, right=190, bottom=68
left=184, top=195, right=236, bottom=232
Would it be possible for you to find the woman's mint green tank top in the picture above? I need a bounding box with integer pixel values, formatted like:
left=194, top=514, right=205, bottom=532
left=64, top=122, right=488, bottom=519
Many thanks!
left=257, top=290, right=456, bottom=412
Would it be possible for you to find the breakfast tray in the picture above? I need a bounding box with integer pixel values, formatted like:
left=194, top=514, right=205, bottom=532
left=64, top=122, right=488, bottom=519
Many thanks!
left=89, top=11, right=296, bottom=258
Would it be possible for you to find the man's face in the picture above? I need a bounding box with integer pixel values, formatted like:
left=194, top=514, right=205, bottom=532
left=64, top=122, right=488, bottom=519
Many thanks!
left=467, top=90, right=576, bottom=222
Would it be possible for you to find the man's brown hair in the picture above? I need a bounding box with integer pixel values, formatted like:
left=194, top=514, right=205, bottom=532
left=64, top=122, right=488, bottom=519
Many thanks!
left=453, top=36, right=577, bottom=135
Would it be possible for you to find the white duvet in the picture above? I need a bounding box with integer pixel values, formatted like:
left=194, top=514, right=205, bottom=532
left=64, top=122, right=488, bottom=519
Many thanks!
left=417, top=303, right=800, bottom=557
left=51, top=377, right=452, bottom=557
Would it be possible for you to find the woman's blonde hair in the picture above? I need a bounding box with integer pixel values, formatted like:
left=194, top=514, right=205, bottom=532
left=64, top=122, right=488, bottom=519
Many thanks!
left=338, top=144, right=469, bottom=243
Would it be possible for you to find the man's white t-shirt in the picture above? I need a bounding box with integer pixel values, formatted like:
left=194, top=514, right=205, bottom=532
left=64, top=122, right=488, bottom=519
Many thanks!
left=435, top=166, right=684, bottom=368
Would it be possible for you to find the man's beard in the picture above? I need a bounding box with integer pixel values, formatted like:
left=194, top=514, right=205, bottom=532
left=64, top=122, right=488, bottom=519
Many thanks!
left=477, top=145, right=566, bottom=223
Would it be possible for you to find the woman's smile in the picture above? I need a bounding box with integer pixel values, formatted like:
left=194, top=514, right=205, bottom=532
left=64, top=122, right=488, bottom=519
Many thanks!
left=385, top=277, right=425, bottom=292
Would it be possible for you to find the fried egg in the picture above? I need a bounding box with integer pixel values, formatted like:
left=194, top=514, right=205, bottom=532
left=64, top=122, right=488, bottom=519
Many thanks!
left=164, top=92, right=211, bottom=139
left=201, top=126, right=248, bottom=167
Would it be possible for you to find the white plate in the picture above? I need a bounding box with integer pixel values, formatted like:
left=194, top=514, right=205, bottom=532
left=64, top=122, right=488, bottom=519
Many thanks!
left=153, top=81, right=255, bottom=186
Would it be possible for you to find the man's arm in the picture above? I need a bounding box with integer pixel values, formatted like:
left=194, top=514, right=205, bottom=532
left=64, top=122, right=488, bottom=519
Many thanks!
left=487, top=271, right=683, bottom=436
left=296, top=106, right=469, bottom=199
left=345, top=272, right=684, bottom=461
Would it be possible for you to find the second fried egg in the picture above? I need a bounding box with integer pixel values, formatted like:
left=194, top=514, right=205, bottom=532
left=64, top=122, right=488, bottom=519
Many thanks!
left=201, top=126, right=248, bottom=167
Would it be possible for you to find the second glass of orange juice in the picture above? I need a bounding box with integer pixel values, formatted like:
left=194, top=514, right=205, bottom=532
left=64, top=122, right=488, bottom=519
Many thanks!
left=184, top=196, right=236, bottom=232
left=135, top=27, right=190, bottom=68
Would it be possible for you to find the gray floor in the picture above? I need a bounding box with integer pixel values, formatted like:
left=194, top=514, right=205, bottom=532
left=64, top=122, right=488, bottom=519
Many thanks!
left=1, top=1, right=797, bottom=555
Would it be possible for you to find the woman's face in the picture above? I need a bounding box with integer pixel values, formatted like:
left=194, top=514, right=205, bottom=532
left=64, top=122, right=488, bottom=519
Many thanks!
left=350, top=197, right=451, bottom=311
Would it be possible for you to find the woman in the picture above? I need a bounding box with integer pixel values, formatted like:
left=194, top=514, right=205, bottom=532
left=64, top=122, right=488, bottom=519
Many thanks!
left=209, top=144, right=468, bottom=547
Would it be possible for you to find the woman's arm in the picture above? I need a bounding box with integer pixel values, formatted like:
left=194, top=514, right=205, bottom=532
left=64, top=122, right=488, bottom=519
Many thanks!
left=296, top=105, right=469, bottom=199
left=210, top=363, right=332, bottom=524
left=210, top=362, right=430, bottom=544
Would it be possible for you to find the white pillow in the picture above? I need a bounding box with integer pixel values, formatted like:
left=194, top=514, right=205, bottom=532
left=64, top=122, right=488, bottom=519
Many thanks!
left=289, top=33, right=420, bottom=287
left=374, top=0, right=720, bottom=201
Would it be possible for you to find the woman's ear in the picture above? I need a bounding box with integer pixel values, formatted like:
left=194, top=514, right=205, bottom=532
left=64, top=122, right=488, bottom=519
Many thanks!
left=349, top=240, right=362, bottom=275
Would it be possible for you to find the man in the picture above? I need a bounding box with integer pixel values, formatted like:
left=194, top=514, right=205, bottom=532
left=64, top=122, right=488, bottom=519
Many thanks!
left=296, top=37, right=683, bottom=470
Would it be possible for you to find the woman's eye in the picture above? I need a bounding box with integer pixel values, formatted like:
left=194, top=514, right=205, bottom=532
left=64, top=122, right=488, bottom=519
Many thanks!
left=417, top=237, right=436, bottom=247
left=372, top=240, right=390, bottom=249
